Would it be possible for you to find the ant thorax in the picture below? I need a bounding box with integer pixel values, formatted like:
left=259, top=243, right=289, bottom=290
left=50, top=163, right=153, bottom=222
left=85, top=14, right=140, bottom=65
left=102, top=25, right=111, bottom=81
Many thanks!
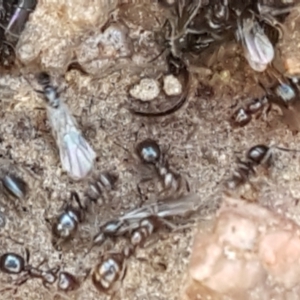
left=44, top=86, right=60, bottom=108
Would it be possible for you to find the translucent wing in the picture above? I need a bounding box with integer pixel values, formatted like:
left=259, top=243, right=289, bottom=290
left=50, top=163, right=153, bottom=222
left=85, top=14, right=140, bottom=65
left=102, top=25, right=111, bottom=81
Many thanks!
left=6, top=1, right=37, bottom=39
left=92, top=194, right=201, bottom=246
left=46, top=101, right=96, bottom=181
left=238, top=17, right=274, bottom=72
left=119, top=194, right=201, bottom=221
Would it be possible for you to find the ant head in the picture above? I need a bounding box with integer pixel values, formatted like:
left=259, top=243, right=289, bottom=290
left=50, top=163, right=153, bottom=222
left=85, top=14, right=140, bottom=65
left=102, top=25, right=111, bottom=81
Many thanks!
left=36, top=72, right=51, bottom=86
left=136, top=139, right=161, bottom=164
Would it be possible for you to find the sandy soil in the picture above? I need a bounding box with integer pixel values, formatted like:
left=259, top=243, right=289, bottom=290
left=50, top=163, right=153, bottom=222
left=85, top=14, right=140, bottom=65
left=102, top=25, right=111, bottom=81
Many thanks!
left=0, top=1, right=300, bottom=300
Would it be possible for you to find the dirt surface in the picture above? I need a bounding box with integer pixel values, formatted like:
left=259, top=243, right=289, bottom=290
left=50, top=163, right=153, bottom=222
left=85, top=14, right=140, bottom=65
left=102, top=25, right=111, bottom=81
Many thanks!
left=1, top=1, right=300, bottom=300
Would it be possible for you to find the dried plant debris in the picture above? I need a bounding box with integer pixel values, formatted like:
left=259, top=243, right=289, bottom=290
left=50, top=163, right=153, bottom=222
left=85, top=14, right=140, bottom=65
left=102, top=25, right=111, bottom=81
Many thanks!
left=124, top=0, right=297, bottom=118
left=158, top=0, right=295, bottom=67
left=14, top=0, right=297, bottom=119
left=0, top=0, right=37, bottom=69
left=5, top=0, right=37, bottom=43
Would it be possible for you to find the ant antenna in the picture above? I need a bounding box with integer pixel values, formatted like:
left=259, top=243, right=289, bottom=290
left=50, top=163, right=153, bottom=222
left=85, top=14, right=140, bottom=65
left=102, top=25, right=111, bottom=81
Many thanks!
left=0, top=23, right=21, bottom=39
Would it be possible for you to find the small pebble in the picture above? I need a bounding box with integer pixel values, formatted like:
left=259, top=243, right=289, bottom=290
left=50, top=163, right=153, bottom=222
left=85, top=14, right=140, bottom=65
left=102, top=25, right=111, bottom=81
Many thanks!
left=163, top=74, right=182, bottom=96
left=219, top=70, right=231, bottom=83
left=129, top=78, right=160, bottom=101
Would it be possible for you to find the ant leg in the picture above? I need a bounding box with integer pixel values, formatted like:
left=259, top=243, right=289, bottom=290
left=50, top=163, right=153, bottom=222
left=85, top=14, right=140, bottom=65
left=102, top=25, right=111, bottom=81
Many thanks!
left=43, top=206, right=53, bottom=231
left=10, top=271, right=31, bottom=290
left=159, top=218, right=177, bottom=230
left=70, top=191, right=84, bottom=209
left=275, top=146, right=300, bottom=153
left=24, top=248, right=30, bottom=264
left=261, top=147, right=274, bottom=165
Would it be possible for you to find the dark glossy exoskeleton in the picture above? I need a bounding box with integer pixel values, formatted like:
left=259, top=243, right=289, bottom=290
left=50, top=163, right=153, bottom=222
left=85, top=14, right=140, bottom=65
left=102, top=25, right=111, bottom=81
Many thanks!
left=90, top=216, right=162, bottom=254
left=206, top=0, right=231, bottom=31
left=46, top=191, right=85, bottom=249
left=158, top=0, right=295, bottom=58
left=158, top=0, right=176, bottom=8
left=37, top=71, right=51, bottom=85
left=26, top=265, right=60, bottom=288
left=246, top=144, right=272, bottom=165
left=231, top=96, right=270, bottom=127
left=36, top=72, right=60, bottom=108
left=136, top=139, right=186, bottom=194
left=231, top=108, right=252, bottom=127
left=85, top=220, right=124, bottom=256
left=263, top=77, right=299, bottom=108
left=5, top=0, right=37, bottom=42
left=258, top=76, right=300, bottom=131
left=225, top=144, right=272, bottom=189
left=129, top=216, right=160, bottom=248
left=2, top=174, right=28, bottom=199
left=90, top=194, right=201, bottom=293
left=0, top=1, right=18, bottom=68
left=85, top=172, right=118, bottom=203
left=57, top=271, right=80, bottom=292
left=92, top=252, right=127, bottom=294
left=90, top=194, right=199, bottom=255
left=136, top=139, right=161, bottom=164
left=0, top=252, right=27, bottom=274
left=275, top=82, right=297, bottom=105
left=0, top=249, right=59, bottom=290
left=225, top=143, right=298, bottom=189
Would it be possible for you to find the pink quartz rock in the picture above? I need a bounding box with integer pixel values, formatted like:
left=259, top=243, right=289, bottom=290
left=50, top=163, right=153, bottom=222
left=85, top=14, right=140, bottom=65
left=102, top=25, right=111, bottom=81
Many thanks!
left=183, top=196, right=300, bottom=300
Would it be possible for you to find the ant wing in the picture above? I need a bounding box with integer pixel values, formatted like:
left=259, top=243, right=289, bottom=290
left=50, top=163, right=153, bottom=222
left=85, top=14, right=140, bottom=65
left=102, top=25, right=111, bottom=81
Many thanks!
left=156, top=193, right=201, bottom=218
left=47, top=101, right=96, bottom=181
left=119, top=193, right=201, bottom=221
left=59, top=131, right=96, bottom=181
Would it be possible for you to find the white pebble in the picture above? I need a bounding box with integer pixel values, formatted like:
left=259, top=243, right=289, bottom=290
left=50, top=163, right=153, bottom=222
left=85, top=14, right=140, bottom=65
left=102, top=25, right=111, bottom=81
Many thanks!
left=129, top=78, right=160, bottom=101
left=163, top=74, right=182, bottom=96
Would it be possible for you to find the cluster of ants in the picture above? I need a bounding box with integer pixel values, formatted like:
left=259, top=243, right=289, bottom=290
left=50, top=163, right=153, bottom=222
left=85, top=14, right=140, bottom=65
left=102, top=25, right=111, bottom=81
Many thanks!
left=0, top=1, right=298, bottom=298
left=2, top=143, right=297, bottom=296
left=0, top=248, right=81, bottom=294
left=228, top=71, right=300, bottom=190
left=0, top=142, right=297, bottom=296
left=1, top=67, right=299, bottom=296
left=231, top=74, right=300, bottom=128
left=0, top=138, right=194, bottom=296
left=225, top=144, right=290, bottom=190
